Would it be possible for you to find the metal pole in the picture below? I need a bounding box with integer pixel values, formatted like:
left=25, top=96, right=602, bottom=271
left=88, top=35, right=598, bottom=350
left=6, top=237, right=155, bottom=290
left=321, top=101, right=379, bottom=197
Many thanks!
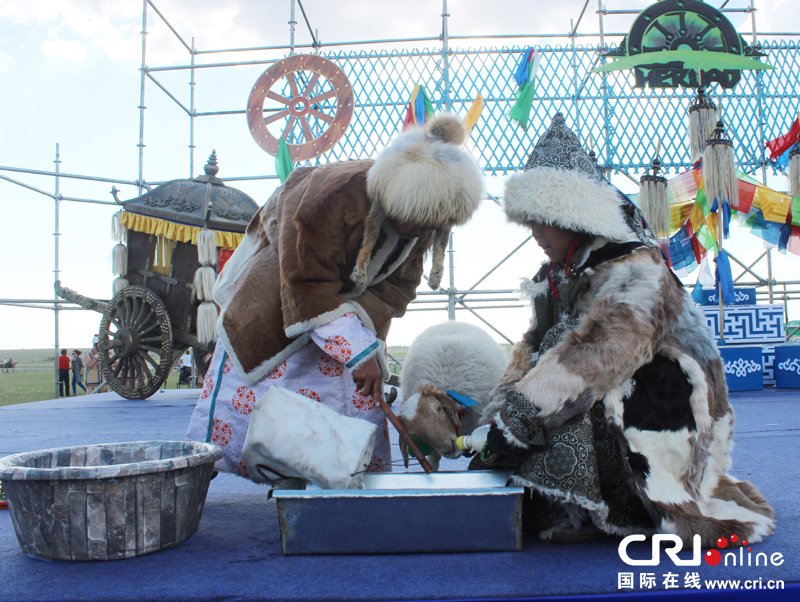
left=597, top=0, right=605, bottom=50
left=447, top=232, right=456, bottom=321
left=570, top=19, right=580, bottom=131
left=289, top=0, right=296, bottom=56
left=751, top=0, right=768, bottom=184
left=441, top=0, right=452, bottom=111
left=54, top=144, right=61, bottom=398
left=442, top=0, right=455, bottom=321
left=190, top=37, right=196, bottom=178
left=767, top=248, right=774, bottom=303
left=597, top=0, right=610, bottom=175
left=784, top=284, right=789, bottom=327
left=138, top=0, right=148, bottom=195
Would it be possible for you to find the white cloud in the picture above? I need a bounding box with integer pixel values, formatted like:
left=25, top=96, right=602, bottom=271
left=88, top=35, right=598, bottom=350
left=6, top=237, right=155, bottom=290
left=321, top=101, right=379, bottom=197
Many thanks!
left=0, top=51, right=12, bottom=70
left=42, top=39, right=87, bottom=61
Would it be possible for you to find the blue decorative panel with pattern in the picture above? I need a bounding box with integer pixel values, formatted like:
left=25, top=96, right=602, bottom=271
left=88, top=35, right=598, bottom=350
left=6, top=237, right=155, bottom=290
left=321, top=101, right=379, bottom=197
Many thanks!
left=697, top=288, right=757, bottom=306
left=701, top=305, right=785, bottom=343
left=775, top=344, right=800, bottom=389
left=762, top=346, right=776, bottom=386
left=719, top=346, right=764, bottom=391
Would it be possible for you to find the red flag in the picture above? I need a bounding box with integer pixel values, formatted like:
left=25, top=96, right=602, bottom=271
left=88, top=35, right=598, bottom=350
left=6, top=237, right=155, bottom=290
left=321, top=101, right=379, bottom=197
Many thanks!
left=691, top=234, right=704, bottom=264
left=737, top=179, right=757, bottom=214
left=766, top=118, right=800, bottom=160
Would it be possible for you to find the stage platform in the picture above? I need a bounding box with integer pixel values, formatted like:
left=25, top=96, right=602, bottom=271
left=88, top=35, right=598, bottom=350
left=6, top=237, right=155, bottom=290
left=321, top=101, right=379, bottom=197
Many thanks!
left=1, top=387, right=798, bottom=602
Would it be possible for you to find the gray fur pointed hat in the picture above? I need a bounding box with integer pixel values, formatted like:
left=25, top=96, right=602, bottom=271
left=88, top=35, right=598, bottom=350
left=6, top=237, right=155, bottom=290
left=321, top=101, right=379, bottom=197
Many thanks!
left=503, top=112, right=635, bottom=242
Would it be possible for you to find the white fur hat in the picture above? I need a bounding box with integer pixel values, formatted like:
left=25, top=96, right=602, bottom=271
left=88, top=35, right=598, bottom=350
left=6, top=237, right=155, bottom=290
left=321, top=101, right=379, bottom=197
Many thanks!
left=353, top=113, right=484, bottom=290
left=503, top=112, right=634, bottom=242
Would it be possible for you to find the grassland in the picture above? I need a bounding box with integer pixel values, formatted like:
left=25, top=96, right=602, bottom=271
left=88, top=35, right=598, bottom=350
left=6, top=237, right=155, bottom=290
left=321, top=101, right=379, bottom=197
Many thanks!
left=0, top=347, right=416, bottom=408
left=0, top=348, right=184, bottom=408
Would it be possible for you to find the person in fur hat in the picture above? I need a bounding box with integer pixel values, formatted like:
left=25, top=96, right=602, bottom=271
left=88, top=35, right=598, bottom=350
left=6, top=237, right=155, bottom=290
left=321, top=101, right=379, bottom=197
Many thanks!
left=186, top=113, right=483, bottom=481
left=474, top=113, right=774, bottom=546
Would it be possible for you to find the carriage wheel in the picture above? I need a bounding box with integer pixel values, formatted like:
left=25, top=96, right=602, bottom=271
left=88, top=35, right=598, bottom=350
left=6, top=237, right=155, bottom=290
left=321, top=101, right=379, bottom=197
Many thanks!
left=98, top=286, right=173, bottom=400
left=246, top=54, right=354, bottom=162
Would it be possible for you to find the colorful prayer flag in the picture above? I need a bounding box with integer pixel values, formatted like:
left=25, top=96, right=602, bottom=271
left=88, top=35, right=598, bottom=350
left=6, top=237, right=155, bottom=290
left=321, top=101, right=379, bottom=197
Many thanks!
left=275, top=139, right=293, bottom=184
left=402, top=84, right=435, bottom=131
left=766, top=116, right=800, bottom=160
left=507, top=47, right=541, bottom=131
left=714, top=250, right=735, bottom=305
left=757, top=186, right=792, bottom=224
left=464, top=94, right=485, bottom=135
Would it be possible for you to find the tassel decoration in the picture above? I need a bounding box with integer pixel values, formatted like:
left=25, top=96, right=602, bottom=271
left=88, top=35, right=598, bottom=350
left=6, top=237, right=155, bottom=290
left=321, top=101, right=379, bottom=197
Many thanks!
left=703, top=120, right=740, bottom=212
left=196, top=302, right=218, bottom=345
left=197, top=229, right=218, bottom=267
left=640, top=157, right=670, bottom=243
left=688, top=88, right=718, bottom=163
left=193, top=266, right=217, bottom=301
left=112, top=278, right=130, bottom=296
left=194, top=227, right=219, bottom=344
left=111, top=210, right=127, bottom=244
left=112, top=244, right=128, bottom=276
left=111, top=209, right=128, bottom=295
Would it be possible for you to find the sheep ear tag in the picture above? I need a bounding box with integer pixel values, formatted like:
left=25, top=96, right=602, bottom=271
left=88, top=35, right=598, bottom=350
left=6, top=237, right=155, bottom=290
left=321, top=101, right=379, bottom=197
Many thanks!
left=446, top=390, right=478, bottom=419
left=445, top=390, right=478, bottom=408
left=412, top=438, right=434, bottom=456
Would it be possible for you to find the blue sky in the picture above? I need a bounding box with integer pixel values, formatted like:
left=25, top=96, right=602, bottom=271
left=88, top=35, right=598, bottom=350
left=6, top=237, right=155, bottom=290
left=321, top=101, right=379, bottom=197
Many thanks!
left=1, top=0, right=798, bottom=350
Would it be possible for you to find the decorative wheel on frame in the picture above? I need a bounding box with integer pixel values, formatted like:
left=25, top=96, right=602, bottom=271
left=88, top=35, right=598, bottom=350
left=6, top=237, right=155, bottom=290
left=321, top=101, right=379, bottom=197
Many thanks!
left=246, top=54, right=354, bottom=162
left=627, top=0, right=742, bottom=55
left=98, top=286, right=173, bottom=400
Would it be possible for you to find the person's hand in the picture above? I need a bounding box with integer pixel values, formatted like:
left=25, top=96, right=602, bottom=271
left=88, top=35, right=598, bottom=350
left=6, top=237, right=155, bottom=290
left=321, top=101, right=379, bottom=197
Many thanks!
left=475, top=423, right=531, bottom=469
left=351, top=357, right=384, bottom=403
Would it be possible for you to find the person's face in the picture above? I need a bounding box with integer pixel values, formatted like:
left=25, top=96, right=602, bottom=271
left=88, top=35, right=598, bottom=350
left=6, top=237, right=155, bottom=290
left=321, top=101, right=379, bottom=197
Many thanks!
left=391, top=219, right=435, bottom=239
left=529, top=222, right=580, bottom=264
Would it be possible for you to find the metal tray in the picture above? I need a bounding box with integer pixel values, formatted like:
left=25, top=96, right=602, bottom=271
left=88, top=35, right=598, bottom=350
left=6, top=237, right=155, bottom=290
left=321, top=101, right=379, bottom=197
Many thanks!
left=271, top=470, right=524, bottom=555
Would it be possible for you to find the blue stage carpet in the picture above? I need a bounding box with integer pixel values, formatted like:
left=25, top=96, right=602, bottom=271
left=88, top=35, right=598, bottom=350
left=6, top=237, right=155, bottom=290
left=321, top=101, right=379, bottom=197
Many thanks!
left=1, top=388, right=797, bottom=602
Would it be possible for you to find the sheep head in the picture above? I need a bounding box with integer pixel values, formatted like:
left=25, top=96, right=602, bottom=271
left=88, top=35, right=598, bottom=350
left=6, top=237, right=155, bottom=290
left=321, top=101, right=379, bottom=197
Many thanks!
left=397, top=386, right=463, bottom=467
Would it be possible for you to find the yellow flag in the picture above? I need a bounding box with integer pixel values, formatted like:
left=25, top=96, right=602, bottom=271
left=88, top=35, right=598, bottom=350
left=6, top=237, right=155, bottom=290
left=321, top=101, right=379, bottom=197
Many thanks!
left=463, top=94, right=485, bottom=135
left=757, top=186, right=792, bottom=223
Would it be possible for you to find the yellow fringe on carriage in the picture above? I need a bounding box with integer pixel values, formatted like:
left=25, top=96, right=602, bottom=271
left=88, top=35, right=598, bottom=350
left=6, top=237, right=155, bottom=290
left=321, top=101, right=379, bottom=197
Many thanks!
left=120, top=211, right=244, bottom=251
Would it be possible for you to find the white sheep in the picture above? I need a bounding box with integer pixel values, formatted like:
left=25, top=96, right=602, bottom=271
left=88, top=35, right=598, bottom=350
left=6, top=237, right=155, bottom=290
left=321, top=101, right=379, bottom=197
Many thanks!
left=397, top=321, right=508, bottom=470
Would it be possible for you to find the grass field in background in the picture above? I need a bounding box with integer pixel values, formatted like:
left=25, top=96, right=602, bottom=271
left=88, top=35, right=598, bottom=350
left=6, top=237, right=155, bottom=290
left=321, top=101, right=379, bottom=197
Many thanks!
left=0, top=347, right=416, bottom=408
left=0, top=348, right=184, bottom=408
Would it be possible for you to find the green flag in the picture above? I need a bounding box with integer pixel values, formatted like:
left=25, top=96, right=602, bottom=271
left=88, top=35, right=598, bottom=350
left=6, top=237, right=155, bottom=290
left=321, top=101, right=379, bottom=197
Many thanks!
left=507, top=80, right=537, bottom=131
left=276, top=139, right=293, bottom=184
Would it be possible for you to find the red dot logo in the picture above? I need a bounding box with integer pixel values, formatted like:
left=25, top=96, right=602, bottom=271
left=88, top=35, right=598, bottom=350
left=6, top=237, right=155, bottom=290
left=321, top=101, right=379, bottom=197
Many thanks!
left=717, top=537, right=728, bottom=548
left=705, top=549, right=722, bottom=566
left=742, top=540, right=748, bottom=546
left=730, top=534, right=738, bottom=543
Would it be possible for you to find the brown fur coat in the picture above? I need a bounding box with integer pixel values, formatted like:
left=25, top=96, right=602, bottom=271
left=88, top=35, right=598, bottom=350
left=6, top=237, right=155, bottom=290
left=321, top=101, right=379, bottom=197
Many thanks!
left=215, top=160, right=433, bottom=385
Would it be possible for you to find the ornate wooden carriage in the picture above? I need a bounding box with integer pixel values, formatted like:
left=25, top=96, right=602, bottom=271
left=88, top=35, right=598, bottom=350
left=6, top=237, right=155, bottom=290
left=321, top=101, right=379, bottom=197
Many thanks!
left=57, top=153, right=259, bottom=399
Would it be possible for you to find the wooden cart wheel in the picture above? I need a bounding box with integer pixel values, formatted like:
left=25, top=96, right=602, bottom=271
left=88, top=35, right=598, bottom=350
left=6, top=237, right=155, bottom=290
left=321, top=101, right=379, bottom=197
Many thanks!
left=98, top=286, right=173, bottom=400
left=246, top=54, right=354, bottom=162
